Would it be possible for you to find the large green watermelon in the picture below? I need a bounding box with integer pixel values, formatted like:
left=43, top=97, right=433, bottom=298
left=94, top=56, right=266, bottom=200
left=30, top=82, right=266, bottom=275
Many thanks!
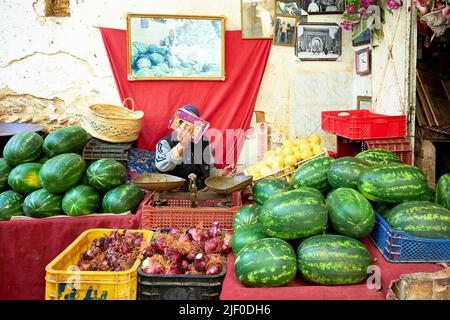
left=292, top=156, right=335, bottom=192
left=326, top=188, right=375, bottom=238
left=253, top=178, right=292, bottom=206
left=294, top=186, right=325, bottom=203
left=233, top=204, right=260, bottom=231
left=386, top=201, right=450, bottom=239
left=231, top=224, right=267, bottom=255
left=0, top=190, right=24, bottom=220
left=436, top=174, right=450, bottom=210
left=297, top=234, right=372, bottom=285
left=102, top=184, right=144, bottom=214
left=7, top=163, right=42, bottom=194
left=260, top=189, right=328, bottom=239
left=355, top=149, right=402, bottom=165
left=0, top=159, right=12, bottom=192
left=62, top=185, right=101, bottom=216
left=419, top=186, right=435, bottom=202
left=23, top=189, right=63, bottom=218
left=86, top=159, right=128, bottom=192
left=327, top=157, right=372, bottom=190
left=234, top=238, right=297, bottom=287
left=43, top=126, right=89, bottom=157
left=39, top=153, right=86, bottom=193
left=358, top=164, right=429, bottom=203
left=3, top=131, right=43, bottom=167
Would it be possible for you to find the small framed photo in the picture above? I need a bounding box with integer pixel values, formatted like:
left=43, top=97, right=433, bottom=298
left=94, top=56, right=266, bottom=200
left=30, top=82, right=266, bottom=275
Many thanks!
left=276, top=1, right=308, bottom=17
left=352, top=28, right=371, bottom=47
left=295, top=22, right=342, bottom=61
left=126, top=13, right=226, bottom=81
left=300, top=0, right=345, bottom=14
left=357, top=96, right=372, bottom=110
left=355, top=47, right=371, bottom=76
left=274, top=15, right=298, bottom=47
left=241, top=0, right=275, bottom=39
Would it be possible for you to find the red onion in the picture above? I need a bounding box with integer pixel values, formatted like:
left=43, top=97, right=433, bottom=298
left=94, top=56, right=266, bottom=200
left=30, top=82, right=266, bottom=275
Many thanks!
left=204, top=238, right=220, bottom=254
left=142, top=258, right=163, bottom=274
left=166, top=266, right=183, bottom=274
left=77, top=261, right=91, bottom=271
left=94, top=237, right=105, bottom=248
left=208, top=222, right=222, bottom=238
left=221, top=238, right=231, bottom=254
left=164, top=247, right=182, bottom=264
left=178, top=259, right=189, bottom=272
left=194, top=253, right=207, bottom=271
left=169, top=227, right=180, bottom=235
left=186, top=264, right=200, bottom=275
left=134, top=237, right=143, bottom=246
left=186, top=252, right=196, bottom=261
left=179, top=233, right=191, bottom=242
left=187, top=228, right=198, bottom=240
left=154, top=238, right=166, bottom=254
left=206, top=264, right=222, bottom=275
left=196, top=232, right=209, bottom=242
left=83, top=249, right=95, bottom=260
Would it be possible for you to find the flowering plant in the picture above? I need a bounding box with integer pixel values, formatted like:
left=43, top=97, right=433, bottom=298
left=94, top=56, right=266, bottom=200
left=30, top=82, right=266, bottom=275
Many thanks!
left=413, top=0, right=450, bottom=18
left=341, top=0, right=403, bottom=40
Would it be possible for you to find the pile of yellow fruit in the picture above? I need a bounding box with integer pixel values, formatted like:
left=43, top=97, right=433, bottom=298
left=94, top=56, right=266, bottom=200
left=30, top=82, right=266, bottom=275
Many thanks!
left=246, top=134, right=324, bottom=180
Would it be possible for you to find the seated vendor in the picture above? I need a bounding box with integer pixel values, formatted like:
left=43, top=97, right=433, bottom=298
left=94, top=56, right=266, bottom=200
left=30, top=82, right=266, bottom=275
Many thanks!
left=155, top=105, right=231, bottom=191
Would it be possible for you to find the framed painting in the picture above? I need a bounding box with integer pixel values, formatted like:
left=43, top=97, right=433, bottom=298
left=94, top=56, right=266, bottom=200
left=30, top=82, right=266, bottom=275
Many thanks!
left=274, top=15, right=298, bottom=46
left=295, top=22, right=342, bottom=61
left=241, top=0, right=275, bottom=39
left=127, top=14, right=226, bottom=81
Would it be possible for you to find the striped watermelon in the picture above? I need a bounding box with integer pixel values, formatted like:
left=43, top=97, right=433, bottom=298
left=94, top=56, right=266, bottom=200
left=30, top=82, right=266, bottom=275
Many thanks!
left=375, top=203, right=395, bottom=219
left=355, top=149, right=402, bottom=165
left=231, top=224, right=267, bottom=255
left=297, top=234, right=372, bottom=285
left=0, top=159, right=12, bottom=192
left=8, top=163, right=42, bottom=194
left=234, top=238, right=297, bottom=287
left=253, top=178, right=292, bottom=206
left=436, top=174, right=450, bottom=210
left=62, top=185, right=101, bottom=216
left=295, top=186, right=325, bottom=203
left=260, top=189, right=328, bottom=239
left=0, top=190, right=24, bottom=220
left=39, top=153, right=86, bottom=193
left=23, top=189, right=63, bottom=218
left=420, top=186, right=435, bottom=202
left=386, top=201, right=450, bottom=239
left=43, top=126, right=89, bottom=157
left=327, top=157, right=372, bottom=189
left=358, top=164, right=428, bottom=203
left=292, top=156, right=335, bottom=192
left=86, top=159, right=128, bottom=192
left=233, top=204, right=260, bottom=231
left=102, top=184, right=144, bottom=214
left=3, top=131, right=43, bottom=167
left=326, top=188, right=375, bottom=238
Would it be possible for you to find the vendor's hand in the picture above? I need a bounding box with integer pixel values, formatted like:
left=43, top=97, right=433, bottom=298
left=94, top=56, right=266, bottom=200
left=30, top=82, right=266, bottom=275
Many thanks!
left=221, top=164, right=237, bottom=176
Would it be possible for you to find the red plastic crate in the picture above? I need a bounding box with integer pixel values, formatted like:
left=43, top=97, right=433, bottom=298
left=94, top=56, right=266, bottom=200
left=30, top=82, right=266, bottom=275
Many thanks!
left=321, top=110, right=406, bottom=140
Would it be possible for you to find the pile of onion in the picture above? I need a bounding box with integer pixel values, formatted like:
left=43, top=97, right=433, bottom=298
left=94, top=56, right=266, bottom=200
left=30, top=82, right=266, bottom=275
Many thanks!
left=141, top=222, right=230, bottom=276
left=74, top=230, right=144, bottom=272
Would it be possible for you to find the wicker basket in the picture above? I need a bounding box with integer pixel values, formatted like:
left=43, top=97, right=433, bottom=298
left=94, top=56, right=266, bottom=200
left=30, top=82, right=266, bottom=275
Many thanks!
left=82, top=98, right=144, bottom=143
left=421, top=10, right=449, bottom=40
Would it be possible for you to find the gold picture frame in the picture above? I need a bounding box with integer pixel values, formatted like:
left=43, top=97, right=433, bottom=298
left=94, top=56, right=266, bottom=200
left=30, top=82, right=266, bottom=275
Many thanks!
left=274, top=14, right=298, bottom=47
left=241, top=0, right=275, bottom=40
left=126, top=13, right=226, bottom=81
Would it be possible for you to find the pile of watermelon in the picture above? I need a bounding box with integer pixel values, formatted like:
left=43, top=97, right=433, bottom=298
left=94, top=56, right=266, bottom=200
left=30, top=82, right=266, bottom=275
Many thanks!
left=232, top=149, right=450, bottom=287
left=0, top=127, right=144, bottom=220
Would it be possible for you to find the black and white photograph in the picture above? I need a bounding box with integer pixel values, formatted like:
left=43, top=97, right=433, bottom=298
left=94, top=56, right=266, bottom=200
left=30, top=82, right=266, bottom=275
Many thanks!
left=296, top=23, right=341, bottom=61
left=299, top=0, right=345, bottom=14
left=276, top=0, right=308, bottom=17
left=274, top=15, right=298, bottom=46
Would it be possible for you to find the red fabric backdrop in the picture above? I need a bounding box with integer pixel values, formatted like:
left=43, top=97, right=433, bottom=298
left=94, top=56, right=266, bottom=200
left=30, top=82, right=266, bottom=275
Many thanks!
left=100, top=28, right=272, bottom=166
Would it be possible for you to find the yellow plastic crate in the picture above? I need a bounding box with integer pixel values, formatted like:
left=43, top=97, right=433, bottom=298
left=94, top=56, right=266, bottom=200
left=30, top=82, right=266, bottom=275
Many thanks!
left=45, top=228, right=153, bottom=300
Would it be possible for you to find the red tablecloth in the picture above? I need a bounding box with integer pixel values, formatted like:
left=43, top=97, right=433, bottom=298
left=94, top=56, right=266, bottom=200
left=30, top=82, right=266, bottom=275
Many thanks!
left=220, top=238, right=445, bottom=300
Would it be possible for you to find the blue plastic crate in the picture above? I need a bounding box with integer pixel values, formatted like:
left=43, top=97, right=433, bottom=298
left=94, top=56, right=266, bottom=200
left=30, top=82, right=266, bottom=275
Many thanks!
left=369, top=211, right=450, bottom=263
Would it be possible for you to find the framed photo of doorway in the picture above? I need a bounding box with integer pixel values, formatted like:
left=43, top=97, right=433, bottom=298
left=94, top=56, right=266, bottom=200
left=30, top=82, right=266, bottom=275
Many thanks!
left=295, top=22, right=342, bottom=61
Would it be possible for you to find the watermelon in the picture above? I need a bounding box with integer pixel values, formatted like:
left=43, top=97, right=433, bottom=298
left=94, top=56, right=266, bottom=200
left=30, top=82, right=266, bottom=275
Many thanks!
left=386, top=201, right=450, bottom=239
left=358, top=164, right=429, bottom=203
left=436, top=174, right=450, bottom=210
left=295, top=186, right=326, bottom=203
left=3, top=131, right=43, bottom=167
left=233, top=204, right=261, bottom=231
left=86, top=159, right=128, bottom=192
left=260, top=189, right=328, bottom=239
left=62, top=185, right=101, bottom=216
left=419, top=186, right=435, bottom=202
left=231, top=224, right=267, bottom=255
left=234, top=238, right=297, bottom=287
left=327, top=157, right=372, bottom=189
left=292, top=156, right=335, bottom=192
left=7, top=163, right=42, bottom=194
left=375, top=203, right=395, bottom=220
left=326, top=188, right=375, bottom=238
left=0, top=159, right=12, bottom=192
left=0, top=190, right=24, bottom=220
left=355, top=149, right=402, bottom=165
left=102, top=184, right=144, bottom=214
left=23, top=189, right=63, bottom=218
left=42, top=126, right=88, bottom=157
left=253, top=178, right=292, bottom=206
left=297, top=234, right=372, bottom=285
left=39, top=153, right=86, bottom=193
left=37, top=154, right=50, bottom=164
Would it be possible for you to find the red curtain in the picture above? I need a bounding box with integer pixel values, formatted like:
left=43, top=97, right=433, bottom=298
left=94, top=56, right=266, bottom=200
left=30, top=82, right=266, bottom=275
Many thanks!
left=100, top=28, right=272, bottom=166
